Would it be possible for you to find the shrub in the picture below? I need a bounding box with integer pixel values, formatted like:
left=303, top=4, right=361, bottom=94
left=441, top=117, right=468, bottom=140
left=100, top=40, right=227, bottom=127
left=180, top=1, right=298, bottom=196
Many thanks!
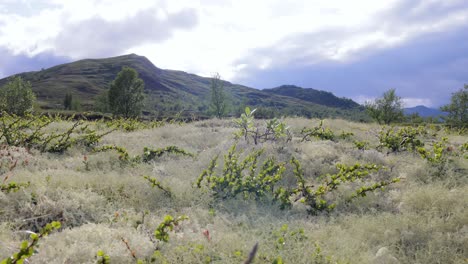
left=1, top=221, right=61, bottom=264
left=196, top=144, right=286, bottom=200
left=377, top=126, right=425, bottom=153
left=234, top=107, right=292, bottom=145
left=301, top=120, right=335, bottom=142
left=154, top=215, right=188, bottom=242
left=0, top=76, right=36, bottom=116
left=275, top=157, right=399, bottom=214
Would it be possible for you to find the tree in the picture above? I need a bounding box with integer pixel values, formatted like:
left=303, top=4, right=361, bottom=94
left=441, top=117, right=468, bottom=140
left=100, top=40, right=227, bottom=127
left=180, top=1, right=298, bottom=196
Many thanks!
left=108, top=67, right=145, bottom=118
left=0, top=76, right=36, bottom=116
left=441, top=84, right=468, bottom=128
left=365, top=88, right=404, bottom=125
left=210, top=73, right=227, bottom=118
left=64, top=93, right=73, bottom=110
left=94, top=91, right=110, bottom=113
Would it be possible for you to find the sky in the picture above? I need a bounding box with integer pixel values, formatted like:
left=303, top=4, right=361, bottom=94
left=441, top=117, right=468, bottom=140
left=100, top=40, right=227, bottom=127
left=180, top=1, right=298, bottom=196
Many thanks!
left=0, top=0, right=467, bottom=107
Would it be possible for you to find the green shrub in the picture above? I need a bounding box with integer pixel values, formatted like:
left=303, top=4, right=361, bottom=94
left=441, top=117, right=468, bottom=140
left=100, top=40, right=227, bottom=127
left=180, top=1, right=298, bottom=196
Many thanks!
left=196, top=144, right=286, bottom=200
left=1, top=221, right=61, bottom=264
left=377, top=126, right=425, bottom=153
left=275, top=157, right=399, bottom=214
left=301, top=120, right=335, bottom=142
left=155, top=215, right=188, bottom=242
left=234, top=107, right=292, bottom=145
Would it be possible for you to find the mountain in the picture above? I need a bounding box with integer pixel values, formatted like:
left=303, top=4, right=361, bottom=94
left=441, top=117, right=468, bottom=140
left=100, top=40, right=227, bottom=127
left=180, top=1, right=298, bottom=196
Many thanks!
left=263, top=85, right=360, bottom=109
left=0, top=54, right=368, bottom=120
left=404, top=105, right=447, bottom=118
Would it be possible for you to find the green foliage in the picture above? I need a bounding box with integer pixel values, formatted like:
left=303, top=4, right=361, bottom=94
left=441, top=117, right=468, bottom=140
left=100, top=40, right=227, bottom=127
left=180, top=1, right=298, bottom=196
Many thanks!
left=93, top=144, right=130, bottom=161
left=63, top=93, right=73, bottom=110
left=275, top=158, right=398, bottom=214
left=234, top=107, right=292, bottom=145
left=1, top=221, right=61, bottom=264
left=94, top=91, right=110, bottom=113
left=365, top=89, right=404, bottom=124
left=108, top=67, right=145, bottom=118
left=440, top=84, right=467, bottom=128
left=93, top=144, right=193, bottom=164
left=142, top=146, right=194, bottom=162
left=0, top=181, right=30, bottom=193
left=461, top=142, right=468, bottom=159
left=377, top=126, right=425, bottom=153
left=143, top=175, right=172, bottom=197
left=353, top=140, right=369, bottom=150
left=95, top=250, right=111, bottom=264
left=301, top=120, right=335, bottom=142
left=105, top=117, right=166, bottom=132
left=196, top=144, right=286, bottom=200
left=273, top=224, right=307, bottom=250
left=417, top=137, right=448, bottom=164
left=210, top=73, right=227, bottom=118
left=311, top=242, right=340, bottom=264
left=154, top=215, right=188, bottom=242
left=338, top=131, right=354, bottom=140
left=0, top=76, right=36, bottom=116
left=0, top=113, right=112, bottom=153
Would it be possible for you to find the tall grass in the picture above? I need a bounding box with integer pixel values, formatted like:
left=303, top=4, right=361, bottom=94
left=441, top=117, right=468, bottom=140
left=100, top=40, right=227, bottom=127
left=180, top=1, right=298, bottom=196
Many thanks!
left=1, top=118, right=466, bottom=263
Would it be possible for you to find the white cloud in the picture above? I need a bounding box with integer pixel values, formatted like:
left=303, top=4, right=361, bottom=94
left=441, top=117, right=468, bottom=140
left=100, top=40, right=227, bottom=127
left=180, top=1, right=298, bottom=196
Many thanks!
left=402, top=98, right=433, bottom=108
left=0, top=0, right=467, bottom=84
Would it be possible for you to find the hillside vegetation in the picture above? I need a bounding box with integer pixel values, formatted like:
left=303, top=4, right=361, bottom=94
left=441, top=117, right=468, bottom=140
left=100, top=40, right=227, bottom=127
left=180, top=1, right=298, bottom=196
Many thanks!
left=0, top=54, right=368, bottom=120
left=0, top=114, right=466, bottom=263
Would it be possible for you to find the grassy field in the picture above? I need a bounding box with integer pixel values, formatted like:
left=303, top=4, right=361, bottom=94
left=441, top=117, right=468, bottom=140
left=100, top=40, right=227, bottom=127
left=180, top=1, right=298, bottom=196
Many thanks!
left=0, top=117, right=467, bottom=263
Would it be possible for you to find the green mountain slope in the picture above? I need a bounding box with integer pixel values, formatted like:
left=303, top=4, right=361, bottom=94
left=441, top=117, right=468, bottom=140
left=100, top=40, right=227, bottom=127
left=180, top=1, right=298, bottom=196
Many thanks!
left=263, top=85, right=360, bottom=109
left=0, top=54, right=369, bottom=120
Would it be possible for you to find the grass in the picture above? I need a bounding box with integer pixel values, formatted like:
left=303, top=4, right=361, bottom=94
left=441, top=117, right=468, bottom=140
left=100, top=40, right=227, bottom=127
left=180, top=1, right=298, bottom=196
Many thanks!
left=0, top=118, right=467, bottom=263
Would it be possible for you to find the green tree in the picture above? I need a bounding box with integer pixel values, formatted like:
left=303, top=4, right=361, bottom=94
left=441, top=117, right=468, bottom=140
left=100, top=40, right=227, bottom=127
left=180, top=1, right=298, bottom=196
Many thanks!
left=210, top=73, right=227, bottom=118
left=64, top=93, right=73, bottom=110
left=0, top=76, right=36, bottom=116
left=365, top=88, right=404, bottom=124
left=441, top=84, right=468, bottom=128
left=108, top=67, right=145, bottom=118
left=94, top=91, right=110, bottom=113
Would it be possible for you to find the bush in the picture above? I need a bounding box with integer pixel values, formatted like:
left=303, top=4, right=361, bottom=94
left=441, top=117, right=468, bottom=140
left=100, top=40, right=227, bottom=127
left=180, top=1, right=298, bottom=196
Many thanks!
left=196, top=144, right=286, bottom=200
left=0, top=76, right=36, bottom=116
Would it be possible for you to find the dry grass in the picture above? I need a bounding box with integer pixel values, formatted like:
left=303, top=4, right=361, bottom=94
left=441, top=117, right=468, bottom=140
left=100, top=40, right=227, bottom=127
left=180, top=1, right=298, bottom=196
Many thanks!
left=1, top=118, right=467, bottom=263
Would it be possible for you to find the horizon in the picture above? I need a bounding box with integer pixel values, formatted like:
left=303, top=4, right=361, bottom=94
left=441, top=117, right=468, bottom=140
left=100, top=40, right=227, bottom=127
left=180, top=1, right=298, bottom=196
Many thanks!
left=1, top=1, right=467, bottom=108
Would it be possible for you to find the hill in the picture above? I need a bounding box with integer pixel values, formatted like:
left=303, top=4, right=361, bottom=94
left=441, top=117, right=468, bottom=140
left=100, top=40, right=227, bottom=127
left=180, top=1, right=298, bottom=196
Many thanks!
left=404, top=105, right=447, bottom=118
left=0, top=54, right=368, bottom=120
left=263, top=85, right=360, bottom=109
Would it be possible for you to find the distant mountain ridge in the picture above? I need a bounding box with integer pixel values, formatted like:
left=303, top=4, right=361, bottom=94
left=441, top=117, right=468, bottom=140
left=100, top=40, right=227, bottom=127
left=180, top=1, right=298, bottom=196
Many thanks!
left=404, top=105, right=447, bottom=118
left=264, top=85, right=360, bottom=109
left=0, top=54, right=368, bottom=120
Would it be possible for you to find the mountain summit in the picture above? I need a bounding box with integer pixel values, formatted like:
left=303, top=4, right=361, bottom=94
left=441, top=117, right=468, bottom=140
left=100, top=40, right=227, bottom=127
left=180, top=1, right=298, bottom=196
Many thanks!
left=0, top=54, right=367, bottom=120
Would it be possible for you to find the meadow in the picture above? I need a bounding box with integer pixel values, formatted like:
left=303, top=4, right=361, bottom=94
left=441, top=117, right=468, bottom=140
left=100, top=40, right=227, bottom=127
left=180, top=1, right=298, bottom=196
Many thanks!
left=0, top=114, right=467, bottom=263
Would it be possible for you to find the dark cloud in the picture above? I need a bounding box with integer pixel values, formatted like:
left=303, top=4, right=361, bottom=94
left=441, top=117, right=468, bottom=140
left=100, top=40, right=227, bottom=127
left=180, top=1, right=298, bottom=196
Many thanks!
left=234, top=24, right=468, bottom=107
left=53, top=8, right=198, bottom=58
left=0, top=48, right=70, bottom=78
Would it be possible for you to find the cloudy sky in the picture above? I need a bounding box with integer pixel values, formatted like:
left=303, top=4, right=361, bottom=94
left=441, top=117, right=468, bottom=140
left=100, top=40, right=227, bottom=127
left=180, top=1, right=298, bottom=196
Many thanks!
left=1, top=0, right=467, bottom=107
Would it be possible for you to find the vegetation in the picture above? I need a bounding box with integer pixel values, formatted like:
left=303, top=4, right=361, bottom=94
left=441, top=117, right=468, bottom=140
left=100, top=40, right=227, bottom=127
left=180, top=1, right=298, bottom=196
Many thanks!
left=0, top=76, right=36, bottom=116
left=210, top=73, right=227, bottom=118
left=108, top=66, right=145, bottom=118
left=0, top=114, right=466, bottom=263
left=441, top=84, right=468, bottom=128
left=234, top=107, right=292, bottom=144
left=1, top=221, right=61, bottom=264
left=365, top=89, right=404, bottom=124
